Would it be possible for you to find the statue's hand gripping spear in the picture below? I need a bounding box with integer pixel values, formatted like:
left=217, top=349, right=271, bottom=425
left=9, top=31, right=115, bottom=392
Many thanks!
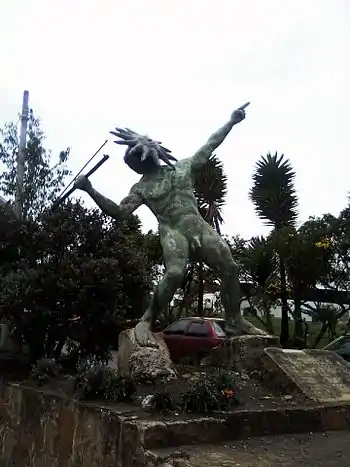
left=51, top=141, right=109, bottom=210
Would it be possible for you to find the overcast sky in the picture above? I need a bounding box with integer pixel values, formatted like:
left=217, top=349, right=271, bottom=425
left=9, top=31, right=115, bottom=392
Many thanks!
left=1, top=0, right=349, bottom=238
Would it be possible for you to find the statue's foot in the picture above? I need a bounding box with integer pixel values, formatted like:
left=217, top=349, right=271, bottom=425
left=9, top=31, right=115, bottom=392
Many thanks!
left=134, top=321, right=159, bottom=348
left=226, top=317, right=269, bottom=337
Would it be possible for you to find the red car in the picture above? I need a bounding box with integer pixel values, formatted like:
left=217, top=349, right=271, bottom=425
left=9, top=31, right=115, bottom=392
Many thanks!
left=159, top=317, right=226, bottom=362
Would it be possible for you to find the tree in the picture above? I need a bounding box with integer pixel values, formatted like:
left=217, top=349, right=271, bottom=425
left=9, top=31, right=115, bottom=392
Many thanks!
left=227, top=234, right=278, bottom=334
left=249, top=152, right=298, bottom=345
left=271, top=226, right=332, bottom=345
left=300, top=211, right=350, bottom=333
left=0, top=201, right=158, bottom=362
left=194, top=154, right=227, bottom=234
left=302, top=303, right=343, bottom=348
left=301, top=212, right=350, bottom=293
left=0, top=111, right=71, bottom=219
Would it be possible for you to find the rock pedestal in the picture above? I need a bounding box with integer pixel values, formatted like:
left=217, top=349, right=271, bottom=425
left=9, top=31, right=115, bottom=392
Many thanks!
left=116, top=328, right=176, bottom=383
left=204, top=334, right=280, bottom=371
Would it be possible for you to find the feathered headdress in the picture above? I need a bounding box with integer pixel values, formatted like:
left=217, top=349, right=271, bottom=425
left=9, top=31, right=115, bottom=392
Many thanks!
left=110, top=127, right=178, bottom=169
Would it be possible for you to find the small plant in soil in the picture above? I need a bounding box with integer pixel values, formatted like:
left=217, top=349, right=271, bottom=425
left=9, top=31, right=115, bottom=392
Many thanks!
left=181, top=379, right=219, bottom=413
left=181, top=369, right=240, bottom=413
left=75, top=357, right=135, bottom=402
left=31, top=358, right=61, bottom=385
left=149, top=387, right=177, bottom=413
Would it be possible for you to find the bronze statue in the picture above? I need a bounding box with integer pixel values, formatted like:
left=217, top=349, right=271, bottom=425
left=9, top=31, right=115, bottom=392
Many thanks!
left=74, top=103, right=265, bottom=346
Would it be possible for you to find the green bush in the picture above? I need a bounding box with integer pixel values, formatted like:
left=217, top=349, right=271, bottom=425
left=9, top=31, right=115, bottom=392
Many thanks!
left=181, top=370, right=240, bottom=413
left=0, top=202, right=159, bottom=362
left=31, top=357, right=61, bottom=385
left=75, top=357, right=135, bottom=402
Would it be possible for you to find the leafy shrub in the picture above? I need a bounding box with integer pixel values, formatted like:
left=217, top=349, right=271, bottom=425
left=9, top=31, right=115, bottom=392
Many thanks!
left=209, top=369, right=238, bottom=393
left=181, top=379, right=218, bottom=413
left=0, top=201, right=159, bottom=362
left=75, top=357, right=135, bottom=402
left=181, top=370, right=240, bottom=413
left=31, top=357, right=61, bottom=385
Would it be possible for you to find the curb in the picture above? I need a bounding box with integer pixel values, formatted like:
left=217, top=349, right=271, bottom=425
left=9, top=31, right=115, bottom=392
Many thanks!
left=128, top=404, right=350, bottom=450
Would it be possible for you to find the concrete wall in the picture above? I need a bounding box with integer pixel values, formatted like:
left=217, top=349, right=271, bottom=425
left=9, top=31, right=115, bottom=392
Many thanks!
left=0, top=383, right=141, bottom=467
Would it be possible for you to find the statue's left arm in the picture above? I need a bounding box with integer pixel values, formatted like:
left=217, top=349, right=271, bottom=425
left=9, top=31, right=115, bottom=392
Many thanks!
left=73, top=176, right=143, bottom=219
left=190, top=103, right=249, bottom=171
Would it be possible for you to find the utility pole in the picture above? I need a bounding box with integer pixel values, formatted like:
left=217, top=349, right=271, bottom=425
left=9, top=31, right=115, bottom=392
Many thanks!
left=15, top=90, right=29, bottom=220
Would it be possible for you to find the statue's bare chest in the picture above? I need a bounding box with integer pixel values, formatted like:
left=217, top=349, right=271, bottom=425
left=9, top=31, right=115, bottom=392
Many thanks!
left=140, top=163, right=192, bottom=202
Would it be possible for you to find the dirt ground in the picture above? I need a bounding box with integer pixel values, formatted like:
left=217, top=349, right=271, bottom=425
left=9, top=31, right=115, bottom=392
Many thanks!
left=134, top=364, right=310, bottom=413
left=185, top=431, right=350, bottom=467
left=0, top=354, right=310, bottom=415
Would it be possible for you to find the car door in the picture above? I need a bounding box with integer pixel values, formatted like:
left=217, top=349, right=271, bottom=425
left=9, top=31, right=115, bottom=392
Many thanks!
left=185, top=320, right=212, bottom=358
left=162, top=319, right=191, bottom=360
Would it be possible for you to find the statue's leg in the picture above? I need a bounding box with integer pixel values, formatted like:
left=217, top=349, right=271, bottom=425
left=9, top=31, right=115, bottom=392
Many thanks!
left=199, top=223, right=267, bottom=336
left=135, top=228, right=189, bottom=346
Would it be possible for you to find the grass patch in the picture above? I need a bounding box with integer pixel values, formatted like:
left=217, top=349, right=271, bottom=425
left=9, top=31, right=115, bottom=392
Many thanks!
left=246, top=316, right=344, bottom=348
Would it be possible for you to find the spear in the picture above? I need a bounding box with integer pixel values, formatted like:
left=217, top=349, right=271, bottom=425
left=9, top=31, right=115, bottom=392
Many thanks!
left=52, top=151, right=109, bottom=210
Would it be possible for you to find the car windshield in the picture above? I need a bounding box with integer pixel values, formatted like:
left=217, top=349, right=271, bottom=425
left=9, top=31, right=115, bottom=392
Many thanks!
left=211, top=321, right=226, bottom=337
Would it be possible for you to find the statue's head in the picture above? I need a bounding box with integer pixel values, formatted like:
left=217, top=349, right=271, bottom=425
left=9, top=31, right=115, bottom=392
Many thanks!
left=110, top=127, right=177, bottom=175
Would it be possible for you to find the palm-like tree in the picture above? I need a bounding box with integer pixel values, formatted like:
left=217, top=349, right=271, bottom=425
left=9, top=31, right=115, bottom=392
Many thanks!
left=194, top=154, right=227, bottom=235
left=182, top=154, right=227, bottom=316
left=246, top=236, right=276, bottom=288
left=249, top=152, right=298, bottom=345
left=244, top=235, right=277, bottom=334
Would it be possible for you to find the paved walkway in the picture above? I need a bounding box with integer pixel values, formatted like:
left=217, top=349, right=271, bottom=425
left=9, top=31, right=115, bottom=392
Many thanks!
left=185, top=431, right=350, bottom=467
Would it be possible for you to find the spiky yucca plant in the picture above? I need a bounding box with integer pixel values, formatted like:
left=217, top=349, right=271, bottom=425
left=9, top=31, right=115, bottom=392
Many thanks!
left=247, top=236, right=276, bottom=287
left=194, top=154, right=227, bottom=235
left=249, top=152, right=298, bottom=229
left=249, top=152, right=298, bottom=345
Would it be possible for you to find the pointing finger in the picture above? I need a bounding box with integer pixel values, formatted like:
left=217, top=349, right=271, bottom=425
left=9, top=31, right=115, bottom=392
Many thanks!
left=239, top=102, right=250, bottom=110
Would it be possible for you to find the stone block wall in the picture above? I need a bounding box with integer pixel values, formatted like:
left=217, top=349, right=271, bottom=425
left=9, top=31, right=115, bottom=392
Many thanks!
left=0, top=383, right=140, bottom=467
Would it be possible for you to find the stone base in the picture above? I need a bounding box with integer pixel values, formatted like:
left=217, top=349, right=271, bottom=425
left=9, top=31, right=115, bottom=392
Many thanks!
left=3, top=382, right=350, bottom=467
left=203, top=334, right=280, bottom=371
left=116, top=328, right=176, bottom=383
left=262, top=347, right=350, bottom=403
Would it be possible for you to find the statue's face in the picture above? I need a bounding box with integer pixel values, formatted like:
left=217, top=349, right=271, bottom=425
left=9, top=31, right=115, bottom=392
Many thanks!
left=124, top=147, right=160, bottom=175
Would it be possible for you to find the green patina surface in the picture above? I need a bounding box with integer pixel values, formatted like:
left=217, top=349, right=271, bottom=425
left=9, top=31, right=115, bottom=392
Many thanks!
left=75, top=105, right=265, bottom=345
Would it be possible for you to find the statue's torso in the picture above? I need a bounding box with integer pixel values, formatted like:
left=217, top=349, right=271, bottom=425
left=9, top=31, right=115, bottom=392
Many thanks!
left=136, top=159, right=200, bottom=225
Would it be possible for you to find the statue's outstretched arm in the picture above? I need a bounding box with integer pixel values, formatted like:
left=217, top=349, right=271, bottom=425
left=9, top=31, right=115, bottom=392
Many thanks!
left=191, top=103, right=249, bottom=170
left=89, top=189, right=142, bottom=218
left=74, top=176, right=143, bottom=218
